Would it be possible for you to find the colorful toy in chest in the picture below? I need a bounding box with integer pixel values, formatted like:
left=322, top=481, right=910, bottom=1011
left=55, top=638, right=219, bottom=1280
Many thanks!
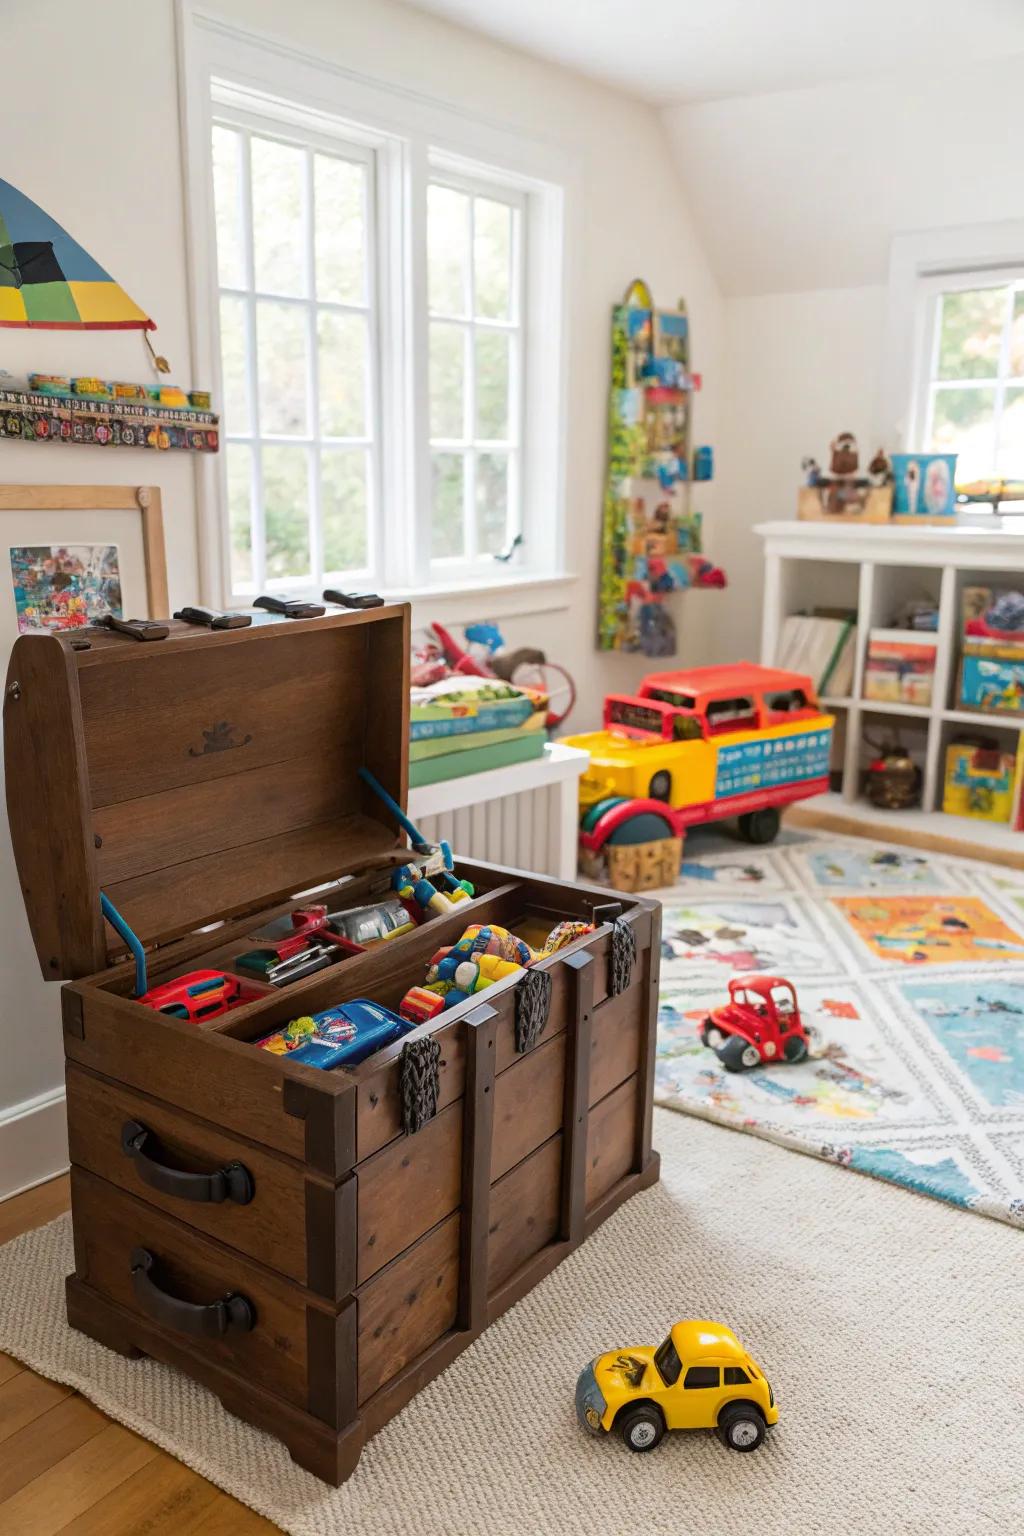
left=256, top=999, right=413, bottom=1068
left=562, top=662, right=833, bottom=893
left=399, top=919, right=594, bottom=1021
left=597, top=279, right=725, bottom=657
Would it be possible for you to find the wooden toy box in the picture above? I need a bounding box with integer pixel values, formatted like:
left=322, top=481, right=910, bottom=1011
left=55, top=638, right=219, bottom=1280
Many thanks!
left=4, top=604, right=660, bottom=1484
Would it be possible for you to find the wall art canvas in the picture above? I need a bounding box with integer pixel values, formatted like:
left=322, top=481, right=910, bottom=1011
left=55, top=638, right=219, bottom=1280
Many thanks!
left=10, top=543, right=122, bottom=632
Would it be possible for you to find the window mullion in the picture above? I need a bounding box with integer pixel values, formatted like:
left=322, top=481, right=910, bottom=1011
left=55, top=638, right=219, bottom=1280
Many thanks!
left=303, top=149, right=323, bottom=589
left=405, top=139, right=433, bottom=587
left=239, top=128, right=265, bottom=593
left=464, top=194, right=477, bottom=563
left=993, top=283, right=1015, bottom=469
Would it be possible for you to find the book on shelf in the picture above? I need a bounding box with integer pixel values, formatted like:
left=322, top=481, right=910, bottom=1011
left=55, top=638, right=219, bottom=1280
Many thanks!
left=776, top=613, right=857, bottom=699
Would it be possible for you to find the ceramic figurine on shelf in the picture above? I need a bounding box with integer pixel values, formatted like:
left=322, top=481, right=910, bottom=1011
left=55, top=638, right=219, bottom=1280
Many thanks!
left=576, top=1319, right=779, bottom=1453
left=829, top=431, right=859, bottom=477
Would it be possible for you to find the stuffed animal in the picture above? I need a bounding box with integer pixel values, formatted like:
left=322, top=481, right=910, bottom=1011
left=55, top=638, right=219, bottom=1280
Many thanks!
left=399, top=919, right=593, bottom=1019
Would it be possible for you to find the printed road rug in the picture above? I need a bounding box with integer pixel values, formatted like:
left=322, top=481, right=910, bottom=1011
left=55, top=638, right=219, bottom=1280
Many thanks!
left=654, top=825, right=1024, bottom=1227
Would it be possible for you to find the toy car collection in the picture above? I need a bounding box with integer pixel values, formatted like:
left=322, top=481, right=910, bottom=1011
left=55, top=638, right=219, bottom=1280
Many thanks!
left=700, top=975, right=813, bottom=1071
left=576, top=1319, right=778, bottom=1453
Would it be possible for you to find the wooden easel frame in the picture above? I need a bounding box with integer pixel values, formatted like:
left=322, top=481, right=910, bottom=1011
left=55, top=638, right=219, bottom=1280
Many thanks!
left=0, top=484, right=169, bottom=617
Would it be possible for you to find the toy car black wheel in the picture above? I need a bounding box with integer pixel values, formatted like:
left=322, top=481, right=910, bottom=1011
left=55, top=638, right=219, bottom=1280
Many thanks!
left=648, top=770, right=672, bottom=802
left=718, top=1035, right=761, bottom=1072
left=619, top=1404, right=665, bottom=1453
left=783, top=1034, right=808, bottom=1063
left=738, top=807, right=781, bottom=844
left=700, top=1017, right=724, bottom=1049
left=719, top=1404, right=765, bottom=1451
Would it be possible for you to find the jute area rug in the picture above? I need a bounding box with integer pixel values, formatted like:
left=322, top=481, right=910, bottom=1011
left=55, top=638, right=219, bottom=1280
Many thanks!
left=0, top=1109, right=1019, bottom=1536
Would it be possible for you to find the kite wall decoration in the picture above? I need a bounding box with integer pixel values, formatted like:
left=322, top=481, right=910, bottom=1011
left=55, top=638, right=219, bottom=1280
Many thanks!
left=0, top=177, right=154, bottom=331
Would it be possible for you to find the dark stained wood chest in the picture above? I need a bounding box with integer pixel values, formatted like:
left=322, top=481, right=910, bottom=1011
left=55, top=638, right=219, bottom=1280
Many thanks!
left=4, top=603, right=660, bottom=1483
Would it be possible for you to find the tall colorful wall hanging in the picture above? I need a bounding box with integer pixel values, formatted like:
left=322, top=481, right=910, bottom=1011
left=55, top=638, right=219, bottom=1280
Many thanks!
left=597, top=279, right=725, bottom=657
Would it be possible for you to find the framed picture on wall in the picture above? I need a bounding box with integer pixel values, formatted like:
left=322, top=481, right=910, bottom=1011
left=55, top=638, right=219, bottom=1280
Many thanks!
left=0, top=485, right=168, bottom=656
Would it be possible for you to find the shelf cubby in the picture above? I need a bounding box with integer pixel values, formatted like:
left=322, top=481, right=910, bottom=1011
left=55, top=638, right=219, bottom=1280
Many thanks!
left=758, top=520, right=1024, bottom=856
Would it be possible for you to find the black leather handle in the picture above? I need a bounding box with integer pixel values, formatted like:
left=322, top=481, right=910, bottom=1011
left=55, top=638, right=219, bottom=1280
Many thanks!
left=121, top=1121, right=254, bottom=1206
left=130, top=1248, right=255, bottom=1338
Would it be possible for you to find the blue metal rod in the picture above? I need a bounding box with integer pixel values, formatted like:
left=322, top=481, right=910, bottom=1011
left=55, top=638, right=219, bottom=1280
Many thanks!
left=100, top=892, right=148, bottom=997
left=358, top=767, right=430, bottom=852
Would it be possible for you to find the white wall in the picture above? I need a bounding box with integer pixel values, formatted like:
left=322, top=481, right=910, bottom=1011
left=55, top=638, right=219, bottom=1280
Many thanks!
left=0, top=0, right=724, bottom=1193
left=663, top=53, right=1024, bottom=660
left=663, top=54, right=1024, bottom=297
left=713, top=285, right=888, bottom=660
left=0, top=1, right=198, bottom=1196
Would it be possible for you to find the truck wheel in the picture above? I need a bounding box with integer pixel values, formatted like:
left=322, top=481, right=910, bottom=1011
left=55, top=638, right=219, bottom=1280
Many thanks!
left=648, top=770, right=672, bottom=801
left=738, top=808, right=781, bottom=844
left=619, top=1404, right=665, bottom=1453
left=719, top=1404, right=765, bottom=1452
left=718, top=1035, right=761, bottom=1072
left=783, top=1035, right=808, bottom=1063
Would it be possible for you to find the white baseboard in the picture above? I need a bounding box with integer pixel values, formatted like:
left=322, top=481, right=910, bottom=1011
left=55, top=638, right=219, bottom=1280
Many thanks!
left=0, top=1087, right=69, bottom=1202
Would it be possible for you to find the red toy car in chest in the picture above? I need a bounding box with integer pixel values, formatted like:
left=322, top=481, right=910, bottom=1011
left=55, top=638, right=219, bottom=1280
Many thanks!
left=699, top=975, right=812, bottom=1072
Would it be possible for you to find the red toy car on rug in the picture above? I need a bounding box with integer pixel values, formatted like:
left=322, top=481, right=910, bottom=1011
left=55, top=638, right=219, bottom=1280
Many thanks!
left=699, top=975, right=812, bottom=1072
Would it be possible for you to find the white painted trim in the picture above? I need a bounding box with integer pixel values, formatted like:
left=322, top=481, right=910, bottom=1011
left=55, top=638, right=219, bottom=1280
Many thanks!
left=176, top=0, right=577, bottom=606
left=879, top=219, right=1024, bottom=449
left=0, top=1087, right=69, bottom=1203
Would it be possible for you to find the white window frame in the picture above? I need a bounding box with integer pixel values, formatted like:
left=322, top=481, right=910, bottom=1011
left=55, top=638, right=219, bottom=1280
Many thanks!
left=212, top=103, right=384, bottom=595
left=426, top=166, right=526, bottom=570
left=880, top=220, right=1024, bottom=451
left=177, top=2, right=573, bottom=610
left=910, top=265, right=1024, bottom=474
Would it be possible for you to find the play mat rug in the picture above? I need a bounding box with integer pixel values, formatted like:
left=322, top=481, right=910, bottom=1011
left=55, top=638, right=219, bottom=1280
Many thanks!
left=654, top=826, right=1024, bottom=1228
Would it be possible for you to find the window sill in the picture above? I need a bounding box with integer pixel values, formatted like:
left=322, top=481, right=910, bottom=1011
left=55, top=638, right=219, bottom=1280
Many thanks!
left=394, top=571, right=579, bottom=624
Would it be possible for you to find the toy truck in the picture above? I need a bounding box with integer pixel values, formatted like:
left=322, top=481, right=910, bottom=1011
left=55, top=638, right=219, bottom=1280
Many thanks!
left=562, top=663, right=833, bottom=890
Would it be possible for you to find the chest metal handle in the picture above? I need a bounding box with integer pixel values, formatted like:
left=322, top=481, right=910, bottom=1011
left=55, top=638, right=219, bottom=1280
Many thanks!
left=130, top=1248, right=255, bottom=1338
left=121, top=1120, right=255, bottom=1205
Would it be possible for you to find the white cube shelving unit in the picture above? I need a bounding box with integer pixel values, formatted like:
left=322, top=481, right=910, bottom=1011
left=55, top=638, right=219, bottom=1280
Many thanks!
left=757, top=520, right=1024, bottom=858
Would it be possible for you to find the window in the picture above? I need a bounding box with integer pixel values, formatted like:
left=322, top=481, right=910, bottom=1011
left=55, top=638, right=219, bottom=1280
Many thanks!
left=915, top=269, right=1024, bottom=495
left=683, top=1366, right=720, bottom=1389
left=724, top=1367, right=750, bottom=1386
left=653, top=1335, right=682, bottom=1387
left=706, top=696, right=757, bottom=734
left=427, top=178, right=523, bottom=567
left=184, top=17, right=568, bottom=607
left=212, top=118, right=379, bottom=596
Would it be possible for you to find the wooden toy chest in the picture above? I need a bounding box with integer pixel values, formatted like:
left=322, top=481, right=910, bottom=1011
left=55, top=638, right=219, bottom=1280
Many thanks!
left=4, top=604, right=660, bottom=1485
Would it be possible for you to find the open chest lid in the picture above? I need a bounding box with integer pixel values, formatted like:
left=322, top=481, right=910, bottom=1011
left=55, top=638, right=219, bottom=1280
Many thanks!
left=4, top=604, right=411, bottom=980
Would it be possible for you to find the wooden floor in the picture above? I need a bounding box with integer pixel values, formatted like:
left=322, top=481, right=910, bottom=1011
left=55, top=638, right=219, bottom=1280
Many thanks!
left=0, top=1176, right=280, bottom=1535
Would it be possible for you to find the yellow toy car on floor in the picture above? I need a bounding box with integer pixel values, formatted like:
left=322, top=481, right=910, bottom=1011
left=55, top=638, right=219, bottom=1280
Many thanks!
left=575, top=1319, right=778, bottom=1453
